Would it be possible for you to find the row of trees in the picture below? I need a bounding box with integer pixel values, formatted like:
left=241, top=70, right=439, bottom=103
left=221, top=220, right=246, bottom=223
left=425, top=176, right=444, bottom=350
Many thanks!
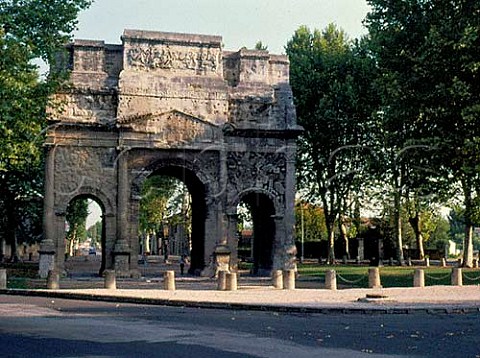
left=287, top=0, right=480, bottom=267
left=0, top=0, right=92, bottom=261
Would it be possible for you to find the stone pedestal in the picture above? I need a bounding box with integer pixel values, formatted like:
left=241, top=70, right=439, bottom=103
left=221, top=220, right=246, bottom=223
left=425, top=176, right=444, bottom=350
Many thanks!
left=226, top=272, right=237, bottom=291
left=272, top=270, right=283, bottom=289
left=38, top=239, right=55, bottom=279
left=451, top=268, right=462, bottom=286
left=368, top=267, right=381, bottom=288
left=214, top=244, right=231, bottom=277
left=413, top=268, right=425, bottom=287
left=0, top=269, right=6, bottom=289
left=163, top=270, right=176, bottom=291
left=283, top=269, right=295, bottom=290
left=104, top=270, right=116, bottom=289
left=47, top=270, right=60, bottom=290
left=325, top=270, right=337, bottom=290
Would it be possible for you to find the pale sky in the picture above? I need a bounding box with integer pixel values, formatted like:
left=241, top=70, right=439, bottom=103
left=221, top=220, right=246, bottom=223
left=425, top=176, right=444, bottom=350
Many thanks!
left=74, top=0, right=370, bottom=54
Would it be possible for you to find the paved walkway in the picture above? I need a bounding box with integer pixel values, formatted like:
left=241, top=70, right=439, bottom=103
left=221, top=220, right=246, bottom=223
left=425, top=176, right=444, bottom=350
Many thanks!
left=2, top=275, right=480, bottom=314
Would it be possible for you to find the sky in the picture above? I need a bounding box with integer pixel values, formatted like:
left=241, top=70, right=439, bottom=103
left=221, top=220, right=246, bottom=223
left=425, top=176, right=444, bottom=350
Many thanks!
left=74, top=0, right=370, bottom=54
left=82, top=0, right=370, bottom=228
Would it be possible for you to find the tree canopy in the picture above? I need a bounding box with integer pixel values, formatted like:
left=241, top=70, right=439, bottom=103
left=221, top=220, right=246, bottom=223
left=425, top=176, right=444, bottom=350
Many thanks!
left=0, top=0, right=91, bottom=261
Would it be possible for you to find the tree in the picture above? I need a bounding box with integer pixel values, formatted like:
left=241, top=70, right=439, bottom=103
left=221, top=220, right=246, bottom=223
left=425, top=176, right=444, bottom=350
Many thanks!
left=366, top=0, right=480, bottom=267
left=254, top=41, right=268, bottom=51
left=294, top=201, right=327, bottom=243
left=65, top=198, right=88, bottom=257
left=286, top=24, right=379, bottom=263
left=0, top=0, right=92, bottom=261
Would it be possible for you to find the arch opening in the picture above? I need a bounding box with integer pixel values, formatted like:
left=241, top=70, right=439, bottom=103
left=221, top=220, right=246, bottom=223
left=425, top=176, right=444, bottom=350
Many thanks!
left=64, top=195, right=105, bottom=277
left=237, top=192, right=276, bottom=276
left=139, top=166, right=206, bottom=274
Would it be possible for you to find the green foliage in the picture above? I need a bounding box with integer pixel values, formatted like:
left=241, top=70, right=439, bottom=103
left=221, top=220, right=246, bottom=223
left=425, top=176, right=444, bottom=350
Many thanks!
left=286, top=24, right=379, bottom=261
left=65, top=198, right=89, bottom=255
left=295, top=201, right=327, bottom=242
left=254, top=41, right=268, bottom=51
left=0, top=0, right=92, bottom=259
left=366, top=0, right=480, bottom=266
left=139, top=176, right=182, bottom=235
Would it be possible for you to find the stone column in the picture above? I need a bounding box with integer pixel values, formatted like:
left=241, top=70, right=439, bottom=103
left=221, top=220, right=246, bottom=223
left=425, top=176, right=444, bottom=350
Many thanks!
left=451, top=268, right=462, bottom=286
left=163, top=270, right=176, bottom=291
left=0, top=269, right=6, bottom=289
left=325, top=270, right=337, bottom=290
left=114, top=150, right=131, bottom=277
left=368, top=267, right=381, bottom=288
left=283, top=143, right=297, bottom=271
left=104, top=270, right=116, bottom=289
left=413, top=268, right=425, bottom=287
left=39, top=146, right=56, bottom=278
left=272, top=269, right=283, bottom=289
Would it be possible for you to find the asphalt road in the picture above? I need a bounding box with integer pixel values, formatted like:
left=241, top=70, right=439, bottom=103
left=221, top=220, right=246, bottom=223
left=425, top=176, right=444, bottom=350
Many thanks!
left=0, top=295, right=478, bottom=358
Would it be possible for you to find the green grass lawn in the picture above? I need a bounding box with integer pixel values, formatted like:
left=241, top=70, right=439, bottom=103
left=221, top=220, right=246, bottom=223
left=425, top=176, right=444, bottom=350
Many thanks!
left=297, top=263, right=480, bottom=288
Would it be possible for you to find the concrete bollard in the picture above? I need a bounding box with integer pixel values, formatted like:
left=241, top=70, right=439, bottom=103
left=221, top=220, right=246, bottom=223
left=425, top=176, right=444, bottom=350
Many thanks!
left=457, top=258, right=463, bottom=267
left=163, top=270, right=176, bottom=291
left=368, top=267, right=381, bottom=288
left=283, top=269, right=295, bottom=290
left=226, top=272, right=237, bottom=291
left=424, top=258, right=430, bottom=267
left=0, top=269, right=6, bottom=289
left=407, top=258, right=412, bottom=266
left=441, top=258, right=447, bottom=267
left=451, top=268, right=463, bottom=286
left=325, top=270, right=337, bottom=290
left=272, top=270, right=283, bottom=289
left=413, top=268, right=425, bottom=287
left=47, top=270, right=60, bottom=290
left=473, top=259, right=479, bottom=268
left=217, top=270, right=227, bottom=290
left=104, top=270, right=116, bottom=290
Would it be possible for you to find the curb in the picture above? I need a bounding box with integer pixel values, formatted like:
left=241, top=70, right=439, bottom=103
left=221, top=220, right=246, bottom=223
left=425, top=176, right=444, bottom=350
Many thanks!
left=1, top=289, right=480, bottom=315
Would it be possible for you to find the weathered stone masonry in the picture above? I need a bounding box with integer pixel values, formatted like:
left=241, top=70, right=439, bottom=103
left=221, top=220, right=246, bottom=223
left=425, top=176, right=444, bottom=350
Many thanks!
left=40, top=30, right=302, bottom=277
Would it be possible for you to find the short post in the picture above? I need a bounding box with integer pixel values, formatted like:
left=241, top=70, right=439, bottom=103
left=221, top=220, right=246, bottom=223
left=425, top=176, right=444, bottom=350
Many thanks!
left=217, top=270, right=227, bottom=291
left=424, top=257, right=430, bottom=267
left=272, top=270, right=283, bottom=289
left=389, top=257, right=394, bottom=266
left=0, top=269, right=6, bottom=289
left=368, top=267, right=381, bottom=288
left=441, top=258, right=447, bottom=267
left=457, top=258, right=463, bottom=267
left=342, top=255, right=348, bottom=264
left=413, top=268, right=425, bottom=287
left=104, top=270, right=116, bottom=290
left=226, top=272, right=237, bottom=291
left=283, top=269, right=295, bottom=290
left=451, top=268, right=462, bottom=286
left=473, top=259, right=478, bottom=268
left=163, top=270, right=176, bottom=291
left=47, top=270, right=60, bottom=290
left=407, top=258, right=412, bottom=266
left=325, top=269, right=337, bottom=290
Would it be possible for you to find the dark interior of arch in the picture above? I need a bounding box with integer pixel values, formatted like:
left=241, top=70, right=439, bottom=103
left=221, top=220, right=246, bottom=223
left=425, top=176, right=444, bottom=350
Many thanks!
left=150, top=166, right=206, bottom=274
left=241, top=192, right=275, bottom=275
left=66, top=195, right=106, bottom=276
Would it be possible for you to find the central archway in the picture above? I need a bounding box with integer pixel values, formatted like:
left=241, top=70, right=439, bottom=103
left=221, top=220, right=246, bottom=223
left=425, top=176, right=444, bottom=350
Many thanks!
left=140, top=165, right=206, bottom=274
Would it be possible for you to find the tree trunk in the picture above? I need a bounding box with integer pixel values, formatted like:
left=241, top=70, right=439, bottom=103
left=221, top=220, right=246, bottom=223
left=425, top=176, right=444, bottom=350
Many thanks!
left=393, top=188, right=405, bottom=265
left=408, top=213, right=424, bottom=260
left=339, top=217, right=349, bottom=259
left=327, top=227, right=336, bottom=264
left=5, top=200, right=18, bottom=263
left=463, top=222, right=474, bottom=268
left=462, top=180, right=474, bottom=268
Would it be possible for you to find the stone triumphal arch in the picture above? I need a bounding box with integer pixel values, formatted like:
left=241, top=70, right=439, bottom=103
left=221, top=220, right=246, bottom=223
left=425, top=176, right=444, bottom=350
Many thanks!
left=40, top=30, right=302, bottom=278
